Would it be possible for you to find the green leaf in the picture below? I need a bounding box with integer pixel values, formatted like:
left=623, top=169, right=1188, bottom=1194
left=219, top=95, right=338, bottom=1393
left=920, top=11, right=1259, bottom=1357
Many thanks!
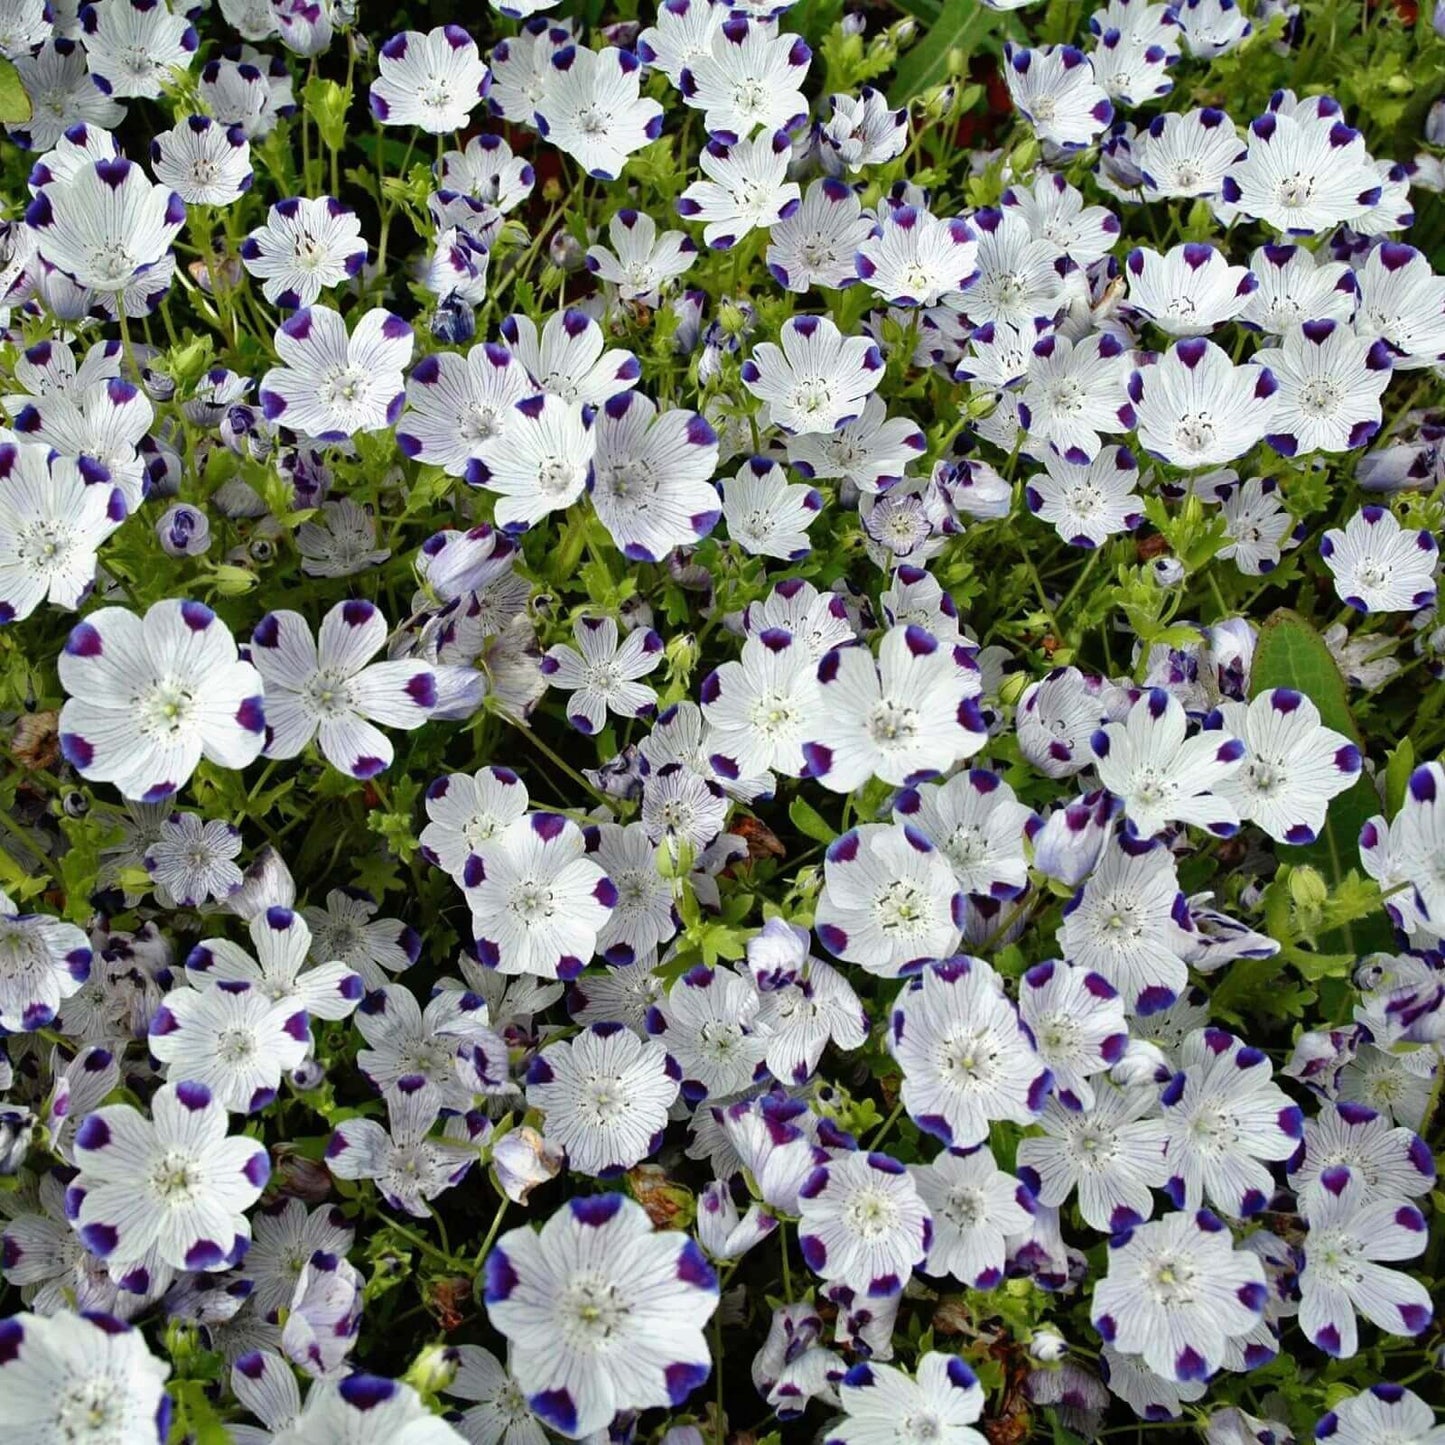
left=1384, top=739, right=1414, bottom=820
left=1248, top=609, right=1390, bottom=952
left=890, top=0, right=998, bottom=100
left=789, top=796, right=838, bottom=846
left=0, top=57, right=31, bottom=126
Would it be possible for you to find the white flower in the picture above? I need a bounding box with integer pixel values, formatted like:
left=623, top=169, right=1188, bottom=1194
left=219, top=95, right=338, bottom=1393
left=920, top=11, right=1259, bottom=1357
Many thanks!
left=913, top=1148, right=1034, bottom=1289
left=830, top=1353, right=987, bottom=1445
left=1209, top=689, right=1362, bottom=844
left=1003, top=43, right=1113, bottom=150
left=0, top=440, right=126, bottom=623
left=1315, top=1385, right=1445, bottom=1445
left=250, top=601, right=435, bottom=778
left=797, top=1149, right=930, bottom=1294
left=1135, top=108, right=1242, bottom=199
left=1091, top=687, right=1244, bottom=838
left=1091, top=1209, right=1267, bottom=1382
left=542, top=614, right=663, bottom=735
left=240, top=197, right=368, bottom=309
left=1003, top=171, right=1121, bottom=264
left=143, top=811, right=243, bottom=906
left=58, top=599, right=266, bottom=802
left=755, top=951, right=868, bottom=1086
left=296, top=498, right=391, bottom=578
left=890, top=956, right=1050, bottom=1149
left=72, top=1080, right=269, bottom=1272
left=650, top=964, right=769, bottom=1100
left=721, top=458, right=822, bottom=559
left=1018, top=959, right=1129, bottom=1110
left=398, top=343, right=533, bottom=478
left=526, top=1022, right=679, bottom=1176
left=681, top=15, right=810, bottom=142
left=820, top=86, right=908, bottom=173
left=1218, top=475, right=1297, bottom=575
left=786, top=392, right=924, bottom=493
left=677, top=130, right=802, bottom=250
left=469, top=393, right=596, bottom=532
left=1025, top=445, right=1145, bottom=548
left=0, top=1310, right=171, bottom=1445
left=638, top=0, right=724, bottom=86
left=742, top=314, right=884, bottom=435
left=1297, top=1170, right=1431, bottom=1357
left=501, top=307, right=640, bottom=408
left=80, top=0, right=197, bottom=99
left=370, top=26, right=490, bottom=134
left=1256, top=320, right=1393, bottom=456
left=437, top=133, right=536, bottom=214
left=259, top=307, right=412, bottom=441
left=1018, top=331, right=1131, bottom=462
left=443, top=1345, right=549, bottom=1445
left=589, top=820, right=678, bottom=963
left=805, top=625, right=986, bottom=791
left=945, top=208, right=1066, bottom=327
left=303, top=889, right=420, bottom=990
left=894, top=768, right=1035, bottom=901
left=856, top=206, right=978, bottom=309
left=1321, top=506, right=1438, bottom=614
left=356, top=984, right=507, bottom=1110
left=1124, top=242, right=1257, bottom=336
left=700, top=628, right=820, bottom=779
left=1240, top=242, right=1357, bottom=335
left=1176, top=0, right=1251, bottom=55
left=1087, top=0, right=1180, bottom=106
left=0, top=886, right=91, bottom=1033
left=815, top=823, right=962, bottom=978
left=534, top=44, right=663, bottom=181
left=1352, top=242, right=1445, bottom=370
left=484, top=1194, right=718, bottom=1438
left=464, top=813, right=615, bottom=980
left=1289, top=1101, right=1436, bottom=1211
left=766, top=177, right=872, bottom=293
left=150, top=115, right=253, bottom=206
left=1128, top=338, right=1279, bottom=469
left=272, top=1375, right=467, bottom=1445
left=586, top=208, right=696, bottom=301
left=420, top=766, right=529, bottom=882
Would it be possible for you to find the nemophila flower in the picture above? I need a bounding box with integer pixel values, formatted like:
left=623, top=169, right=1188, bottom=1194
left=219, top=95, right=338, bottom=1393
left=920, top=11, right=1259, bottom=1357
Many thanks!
left=250, top=602, right=435, bottom=778
left=26, top=157, right=184, bottom=293
left=10, top=40, right=126, bottom=150
left=240, top=196, right=367, bottom=308
left=913, top=1148, right=1034, bottom=1289
left=1134, top=109, right=1242, bottom=199
left=1360, top=763, right=1445, bottom=943
left=1128, top=338, right=1279, bottom=469
left=437, top=132, right=535, bottom=214
left=890, top=955, right=1049, bottom=1149
left=1175, top=0, right=1251, bottom=54
left=1217, top=475, right=1297, bottom=574
left=541, top=615, right=662, bottom=735
left=753, top=953, right=867, bottom=1085
left=1086, top=0, right=1180, bottom=105
left=0, top=1310, right=172, bottom=1444
left=586, top=208, right=696, bottom=301
left=637, top=0, right=723, bottom=86
left=1091, top=688, right=1244, bottom=838
left=946, top=207, right=1067, bottom=328
left=369, top=26, right=489, bottom=133
left=469, top=392, right=596, bottom=531
left=1321, top=506, right=1438, bottom=614
left=398, top=342, right=532, bottom=478
left=1297, top=1171, right=1431, bottom=1357
left=420, top=765, right=529, bottom=883
left=485, top=1193, right=718, bottom=1437
left=1206, top=689, right=1361, bottom=844
left=1098, top=1343, right=1206, bottom=1421
left=1060, top=834, right=1193, bottom=1013
left=0, top=0, right=51, bottom=61
left=1019, top=960, right=1129, bottom=1110
left=502, top=308, right=640, bottom=408
left=325, top=1088, right=479, bottom=1217
left=1017, top=331, right=1131, bottom=462
left=1352, top=242, right=1445, bottom=370
left=1017, top=667, right=1120, bottom=778
left=680, top=15, right=809, bottom=142
left=58, top=599, right=265, bottom=802
left=80, top=0, right=198, bottom=99
left=0, top=441, right=125, bottom=623
left=1017, top=1085, right=1170, bottom=1232
left=587, top=820, right=677, bottom=963
left=721, top=458, right=822, bottom=559
left=303, top=889, right=420, bottom=990
left=647, top=964, right=768, bottom=1101
left=355, top=983, right=507, bottom=1109
left=815, top=824, right=962, bottom=977
left=743, top=578, right=855, bottom=659
left=1157, top=1027, right=1302, bottom=1216
left=819, top=86, right=908, bottom=174
left=766, top=178, right=870, bottom=293
left=1001, top=171, right=1120, bottom=265
left=855, top=206, right=978, bottom=309
left=72, top=1079, right=268, bottom=1272
left=894, top=770, right=1034, bottom=901
left=804, top=625, right=986, bottom=791
left=149, top=980, right=309, bottom=1113
left=1026, top=444, right=1144, bottom=548
left=487, top=18, right=571, bottom=122
left=641, top=764, right=728, bottom=852
left=1125, top=243, right=1256, bottom=336
left=266, top=1374, right=467, bottom=1444
left=442, top=1349, right=551, bottom=1445
left=296, top=498, right=390, bottom=578
left=143, top=811, right=242, bottom=906
left=786, top=392, right=924, bottom=493
left=589, top=391, right=720, bottom=560
left=259, top=307, right=411, bottom=441
left=1253, top=320, right=1392, bottom=456
left=149, top=116, right=252, bottom=206
left=464, top=813, right=615, bottom=980
left=197, top=50, right=296, bottom=140
left=1238, top=242, right=1355, bottom=335
left=1315, top=1384, right=1445, bottom=1445
left=1003, top=43, right=1112, bottom=150
left=677, top=130, right=801, bottom=249
left=525, top=1017, right=676, bottom=1173
left=1290, top=1101, right=1435, bottom=1209
left=798, top=1149, right=930, bottom=1294
left=1092, top=1209, right=1266, bottom=1382
left=1336, top=1044, right=1434, bottom=1132
left=700, top=629, right=820, bottom=779
left=829, top=1353, right=986, bottom=1445
left=0, top=886, right=90, bottom=1033
left=533, top=44, right=663, bottom=180
left=187, top=906, right=363, bottom=1023
left=742, top=314, right=883, bottom=435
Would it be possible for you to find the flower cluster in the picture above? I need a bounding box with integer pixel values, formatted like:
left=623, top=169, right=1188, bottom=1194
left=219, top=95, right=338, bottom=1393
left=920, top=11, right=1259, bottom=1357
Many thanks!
left=0, top=0, right=1442, bottom=1443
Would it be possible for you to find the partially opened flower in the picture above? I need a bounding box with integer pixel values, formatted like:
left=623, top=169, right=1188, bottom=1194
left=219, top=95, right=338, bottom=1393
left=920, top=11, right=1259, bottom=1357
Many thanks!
left=484, top=1194, right=718, bottom=1437
left=59, top=599, right=265, bottom=802
left=250, top=601, right=435, bottom=778
left=820, top=86, right=909, bottom=174
left=370, top=26, right=490, bottom=134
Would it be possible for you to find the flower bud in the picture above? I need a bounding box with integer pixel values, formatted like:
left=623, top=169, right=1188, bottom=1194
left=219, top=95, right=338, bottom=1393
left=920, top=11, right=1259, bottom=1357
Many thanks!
left=156, top=504, right=211, bottom=559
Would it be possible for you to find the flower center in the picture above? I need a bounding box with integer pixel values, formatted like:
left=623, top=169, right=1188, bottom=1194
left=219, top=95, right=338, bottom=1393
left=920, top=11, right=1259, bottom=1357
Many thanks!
left=560, top=1274, right=630, bottom=1346
left=137, top=678, right=196, bottom=739
left=842, top=1185, right=901, bottom=1238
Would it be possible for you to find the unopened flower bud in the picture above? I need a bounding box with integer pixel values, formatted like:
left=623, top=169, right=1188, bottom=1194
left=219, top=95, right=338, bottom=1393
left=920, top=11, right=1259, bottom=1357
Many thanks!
left=1029, top=1328, right=1068, bottom=1363
left=156, top=504, right=211, bottom=559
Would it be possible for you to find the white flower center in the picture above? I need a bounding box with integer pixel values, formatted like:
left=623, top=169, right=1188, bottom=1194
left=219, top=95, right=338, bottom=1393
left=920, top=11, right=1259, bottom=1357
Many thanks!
left=873, top=879, right=932, bottom=935
left=150, top=1149, right=200, bottom=1202
left=842, top=1185, right=901, bottom=1239
left=559, top=1274, right=630, bottom=1346
left=867, top=699, right=918, bottom=746
left=137, top=678, right=196, bottom=739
